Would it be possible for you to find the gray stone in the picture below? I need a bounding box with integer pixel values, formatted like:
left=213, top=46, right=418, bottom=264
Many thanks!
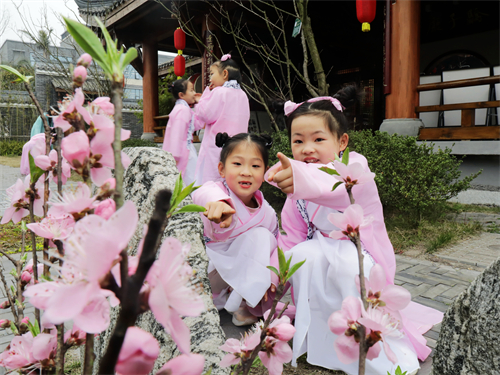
left=432, top=257, right=500, bottom=374
left=92, top=147, right=229, bottom=375
left=379, top=118, right=424, bottom=136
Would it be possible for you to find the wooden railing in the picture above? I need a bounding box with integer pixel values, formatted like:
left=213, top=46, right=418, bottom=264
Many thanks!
left=416, top=75, right=500, bottom=140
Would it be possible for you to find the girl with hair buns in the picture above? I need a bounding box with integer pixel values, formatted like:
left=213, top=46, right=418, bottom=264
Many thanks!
left=193, top=54, right=250, bottom=184
left=162, top=79, right=204, bottom=185
left=192, top=132, right=284, bottom=326
left=266, top=86, right=443, bottom=374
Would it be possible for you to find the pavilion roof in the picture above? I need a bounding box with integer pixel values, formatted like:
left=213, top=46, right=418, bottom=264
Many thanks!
left=75, top=0, right=127, bottom=16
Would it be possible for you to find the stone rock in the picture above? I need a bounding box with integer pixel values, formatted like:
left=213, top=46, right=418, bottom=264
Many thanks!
left=93, top=147, right=229, bottom=375
left=432, top=257, right=500, bottom=374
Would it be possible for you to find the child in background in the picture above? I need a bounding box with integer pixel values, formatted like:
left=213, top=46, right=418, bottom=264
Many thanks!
left=162, top=79, right=204, bottom=185
left=192, top=132, right=278, bottom=326
left=194, top=54, right=250, bottom=185
left=267, top=87, right=443, bottom=374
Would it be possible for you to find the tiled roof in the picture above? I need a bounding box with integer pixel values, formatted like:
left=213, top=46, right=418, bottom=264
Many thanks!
left=75, top=0, right=128, bottom=16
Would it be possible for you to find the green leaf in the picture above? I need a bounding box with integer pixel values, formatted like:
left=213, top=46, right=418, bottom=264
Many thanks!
left=29, top=152, right=45, bottom=184
left=170, top=180, right=198, bottom=215
left=170, top=174, right=183, bottom=206
left=9, top=269, right=17, bottom=278
left=21, top=221, right=27, bottom=232
left=10, top=285, right=16, bottom=294
left=0, top=65, right=29, bottom=83
left=28, top=320, right=40, bottom=336
left=171, top=204, right=206, bottom=215
left=120, top=47, right=138, bottom=70
left=286, top=259, right=306, bottom=281
left=63, top=17, right=108, bottom=69
left=333, top=152, right=342, bottom=163
left=202, top=368, right=212, bottom=375
left=285, top=252, right=293, bottom=271
left=331, top=181, right=343, bottom=191
left=319, top=166, right=339, bottom=176
left=277, top=247, right=287, bottom=276
left=267, top=266, right=280, bottom=278
left=10, top=322, right=18, bottom=334
left=341, top=147, right=349, bottom=165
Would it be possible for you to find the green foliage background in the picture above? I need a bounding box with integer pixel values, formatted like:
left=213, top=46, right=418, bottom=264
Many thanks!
left=0, top=140, right=24, bottom=156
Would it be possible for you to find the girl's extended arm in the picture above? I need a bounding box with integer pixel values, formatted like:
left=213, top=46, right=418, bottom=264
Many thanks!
left=192, top=181, right=237, bottom=241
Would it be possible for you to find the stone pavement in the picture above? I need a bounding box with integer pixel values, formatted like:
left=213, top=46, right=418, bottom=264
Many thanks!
left=218, top=252, right=491, bottom=375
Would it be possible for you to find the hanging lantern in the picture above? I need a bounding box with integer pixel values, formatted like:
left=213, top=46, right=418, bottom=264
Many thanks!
left=356, top=0, right=376, bottom=32
left=174, top=28, right=186, bottom=51
left=174, top=54, right=186, bottom=77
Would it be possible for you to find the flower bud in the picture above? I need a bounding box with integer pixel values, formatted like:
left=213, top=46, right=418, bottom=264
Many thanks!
left=21, top=317, right=29, bottom=324
left=94, top=199, right=116, bottom=220
left=0, top=300, right=11, bottom=309
left=77, top=53, right=92, bottom=68
left=21, top=271, right=32, bottom=284
left=0, top=319, right=11, bottom=329
left=73, top=66, right=88, bottom=87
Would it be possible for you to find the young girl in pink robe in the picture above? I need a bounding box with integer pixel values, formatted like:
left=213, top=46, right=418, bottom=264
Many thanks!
left=193, top=55, right=250, bottom=185
left=192, top=132, right=278, bottom=326
left=162, top=79, right=204, bottom=185
left=266, top=87, right=443, bottom=375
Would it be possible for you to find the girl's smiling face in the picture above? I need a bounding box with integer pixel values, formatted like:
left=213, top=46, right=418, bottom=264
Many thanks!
left=218, top=141, right=266, bottom=207
left=209, top=65, right=228, bottom=88
left=290, top=114, right=348, bottom=164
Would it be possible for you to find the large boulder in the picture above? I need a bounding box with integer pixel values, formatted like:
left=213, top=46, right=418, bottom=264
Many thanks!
left=432, top=257, right=500, bottom=374
left=93, top=147, right=229, bottom=375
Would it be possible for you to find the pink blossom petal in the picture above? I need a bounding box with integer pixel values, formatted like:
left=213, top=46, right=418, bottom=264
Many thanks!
left=383, top=339, right=398, bottom=364
left=157, top=354, right=205, bottom=375
left=53, top=116, right=72, bottom=132
left=43, top=282, right=94, bottom=324
left=219, top=353, right=241, bottom=367
left=342, top=296, right=362, bottom=321
left=26, top=222, right=54, bottom=239
left=381, top=284, right=411, bottom=311
left=23, top=282, right=59, bottom=310
left=344, top=204, right=364, bottom=230
left=368, top=264, right=387, bottom=294
left=328, top=310, right=348, bottom=335
left=32, top=332, right=57, bottom=360
left=219, top=338, right=241, bottom=353
left=90, top=166, right=113, bottom=187
left=34, top=155, right=52, bottom=170
left=73, top=294, right=111, bottom=333
left=366, top=341, right=382, bottom=361
left=121, top=129, right=131, bottom=141
left=116, top=327, right=159, bottom=375
left=333, top=334, right=359, bottom=364
left=61, top=130, right=90, bottom=167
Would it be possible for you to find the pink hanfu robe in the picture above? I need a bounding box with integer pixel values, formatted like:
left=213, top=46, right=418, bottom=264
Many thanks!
left=192, top=180, right=278, bottom=314
left=266, top=152, right=443, bottom=375
left=162, top=99, right=204, bottom=185
left=194, top=81, right=249, bottom=185
left=20, top=133, right=46, bottom=175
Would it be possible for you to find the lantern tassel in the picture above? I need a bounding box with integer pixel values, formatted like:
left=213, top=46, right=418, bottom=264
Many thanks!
left=362, top=22, right=370, bottom=32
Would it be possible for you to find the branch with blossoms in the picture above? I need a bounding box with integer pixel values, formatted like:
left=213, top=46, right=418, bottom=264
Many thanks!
left=219, top=248, right=305, bottom=375
left=321, top=148, right=412, bottom=375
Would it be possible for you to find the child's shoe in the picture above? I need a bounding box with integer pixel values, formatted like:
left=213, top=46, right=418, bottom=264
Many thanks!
left=231, top=306, right=259, bottom=326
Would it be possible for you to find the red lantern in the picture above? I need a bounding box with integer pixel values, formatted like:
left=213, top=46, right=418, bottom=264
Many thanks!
left=356, top=0, right=376, bottom=32
left=174, top=54, right=186, bottom=77
left=174, top=28, right=186, bottom=51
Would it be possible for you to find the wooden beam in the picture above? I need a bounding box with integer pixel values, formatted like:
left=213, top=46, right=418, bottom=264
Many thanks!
left=416, top=101, right=500, bottom=113
left=106, top=0, right=150, bottom=27
left=419, top=127, right=500, bottom=140
left=461, top=109, right=475, bottom=127
left=417, top=76, right=500, bottom=92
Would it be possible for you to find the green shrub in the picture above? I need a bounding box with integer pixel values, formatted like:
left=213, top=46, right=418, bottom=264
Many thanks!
left=349, top=130, right=481, bottom=224
left=121, top=138, right=157, bottom=148
left=0, top=139, right=24, bottom=156
left=260, top=130, right=292, bottom=211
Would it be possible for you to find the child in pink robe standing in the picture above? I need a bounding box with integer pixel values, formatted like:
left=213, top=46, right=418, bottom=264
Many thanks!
left=194, top=54, right=250, bottom=185
left=193, top=132, right=279, bottom=326
left=162, top=79, right=204, bottom=185
left=266, top=87, right=443, bottom=375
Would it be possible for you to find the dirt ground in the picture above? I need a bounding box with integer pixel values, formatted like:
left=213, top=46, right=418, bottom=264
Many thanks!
left=0, top=156, right=21, bottom=168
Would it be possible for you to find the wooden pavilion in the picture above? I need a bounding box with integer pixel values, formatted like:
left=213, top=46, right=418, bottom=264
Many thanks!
left=76, top=0, right=499, bottom=146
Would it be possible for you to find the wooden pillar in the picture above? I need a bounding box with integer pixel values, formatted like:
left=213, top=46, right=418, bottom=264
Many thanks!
left=385, top=0, right=420, bottom=119
left=141, top=40, right=159, bottom=139
left=201, top=15, right=218, bottom=90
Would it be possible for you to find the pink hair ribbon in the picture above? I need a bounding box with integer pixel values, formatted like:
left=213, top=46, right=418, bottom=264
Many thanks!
left=284, top=96, right=344, bottom=116
left=221, top=54, right=231, bottom=61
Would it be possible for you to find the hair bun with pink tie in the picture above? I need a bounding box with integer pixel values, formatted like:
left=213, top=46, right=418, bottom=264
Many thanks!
left=221, top=54, right=231, bottom=62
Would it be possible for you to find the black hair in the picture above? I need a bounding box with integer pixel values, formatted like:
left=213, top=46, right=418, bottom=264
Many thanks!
left=215, top=132, right=273, bottom=168
left=285, top=85, right=362, bottom=139
left=212, top=57, right=242, bottom=84
left=167, top=79, right=190, bottom=100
